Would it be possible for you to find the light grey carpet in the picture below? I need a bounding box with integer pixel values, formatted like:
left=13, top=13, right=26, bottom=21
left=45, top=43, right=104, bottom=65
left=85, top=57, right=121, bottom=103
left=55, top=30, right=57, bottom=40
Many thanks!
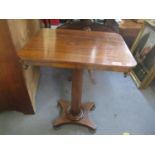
left=0, top=67, right=155, bottom=135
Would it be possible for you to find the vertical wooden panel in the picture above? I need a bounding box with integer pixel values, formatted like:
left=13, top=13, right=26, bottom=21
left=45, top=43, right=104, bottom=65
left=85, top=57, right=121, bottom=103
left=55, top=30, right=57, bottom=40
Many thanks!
left=7, top=19, right=41, bottom=111
left=0, top=20, right=34, bottom=114
left=8, top=19, right=40, bottom=51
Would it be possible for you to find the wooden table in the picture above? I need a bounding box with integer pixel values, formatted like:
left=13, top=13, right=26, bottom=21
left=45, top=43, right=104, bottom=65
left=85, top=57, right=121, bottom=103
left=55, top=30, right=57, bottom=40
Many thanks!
left=18, top=29, right=137, bottom=130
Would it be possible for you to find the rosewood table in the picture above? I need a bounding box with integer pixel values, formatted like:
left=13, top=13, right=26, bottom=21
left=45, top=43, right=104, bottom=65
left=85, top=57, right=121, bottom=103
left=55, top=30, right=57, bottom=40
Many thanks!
left=18, top=29, right=137, bottom=130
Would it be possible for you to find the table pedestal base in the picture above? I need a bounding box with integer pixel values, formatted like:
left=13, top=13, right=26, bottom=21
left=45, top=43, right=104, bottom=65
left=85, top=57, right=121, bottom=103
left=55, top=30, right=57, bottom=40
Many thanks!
left=53, top=99, right=97, bottom=130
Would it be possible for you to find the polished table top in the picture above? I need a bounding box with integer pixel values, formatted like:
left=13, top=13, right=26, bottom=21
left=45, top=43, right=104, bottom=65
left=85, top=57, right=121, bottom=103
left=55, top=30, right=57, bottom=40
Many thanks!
left=19, top=29, right=136, bottom=72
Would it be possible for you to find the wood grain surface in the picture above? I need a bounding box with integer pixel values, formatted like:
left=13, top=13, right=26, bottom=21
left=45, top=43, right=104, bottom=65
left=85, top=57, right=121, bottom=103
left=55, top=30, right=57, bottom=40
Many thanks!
left=7, top=19, right=41, bottom=111
left=0, top=20, right=34, bottom=114
left=19, top=29, right=136, bottom=72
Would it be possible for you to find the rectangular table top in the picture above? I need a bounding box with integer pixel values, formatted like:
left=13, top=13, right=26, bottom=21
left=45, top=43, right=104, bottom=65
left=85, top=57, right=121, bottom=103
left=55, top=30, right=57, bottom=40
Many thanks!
left=18, top=29, right=136, bottom=72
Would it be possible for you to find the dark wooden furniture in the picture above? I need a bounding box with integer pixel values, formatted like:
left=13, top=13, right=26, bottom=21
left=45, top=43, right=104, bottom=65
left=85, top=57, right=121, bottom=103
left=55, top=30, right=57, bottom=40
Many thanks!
left=18, top=29, right=136, bottom=130
left=0, top=20, right=40, bottom=114
left=0, top=20, right=32, bottom=114
left=119, top=20, right=143, bottom=49
left=58, top=19, right=119, bottom=33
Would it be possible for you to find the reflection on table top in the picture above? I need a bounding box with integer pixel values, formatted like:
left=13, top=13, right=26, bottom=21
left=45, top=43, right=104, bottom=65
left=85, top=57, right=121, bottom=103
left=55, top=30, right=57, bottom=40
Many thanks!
left=19, top=29, right=136, bottom=72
